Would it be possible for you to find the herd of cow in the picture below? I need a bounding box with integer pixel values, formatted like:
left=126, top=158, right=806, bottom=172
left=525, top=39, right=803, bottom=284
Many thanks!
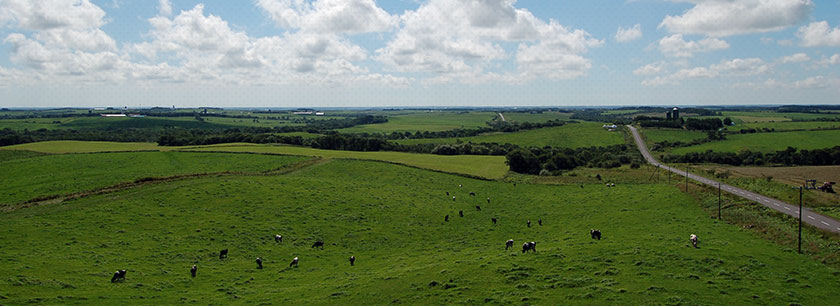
left=109, top=183, right=701, bottom=283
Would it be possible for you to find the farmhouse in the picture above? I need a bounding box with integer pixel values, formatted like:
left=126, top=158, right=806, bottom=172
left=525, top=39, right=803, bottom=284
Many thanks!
left=100, top=114, right=126, bottom=117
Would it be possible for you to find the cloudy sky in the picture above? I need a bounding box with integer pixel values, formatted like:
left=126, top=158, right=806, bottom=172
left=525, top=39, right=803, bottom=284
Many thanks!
left=0, top=0, right=838, bottom=108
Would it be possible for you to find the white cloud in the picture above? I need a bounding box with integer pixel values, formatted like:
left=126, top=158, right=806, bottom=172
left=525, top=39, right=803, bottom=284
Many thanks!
left=633, top=62, right=666, bottom=76
left=777, top=53, right=810, bottom=64
left=660, top=0, right=813, bottom=37
left=658, top=34, right=728, bottom=57
left=376, top=0, right=601, bottom=83
left=711, top=58, right=769, bottom=76
left=615, top=24, right=642, bottom=42
left=642, top=58, right=768, bottom=86
left=733, top=76, right=840, bottom=90
left=797, top=21, right=840, bottom=47
left=792, top=75, right=829, bottom=89
left=0, top=0, right=108, bottom=30
left=256, top=0, right=397, bottom=34
left=158, top=0, right=172, bottom=16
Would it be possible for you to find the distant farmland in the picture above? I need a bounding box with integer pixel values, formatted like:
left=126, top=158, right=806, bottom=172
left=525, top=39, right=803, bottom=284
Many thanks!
left=396, top=122, right=625, bottom=149
left=670, top=129, right=840, bottom=154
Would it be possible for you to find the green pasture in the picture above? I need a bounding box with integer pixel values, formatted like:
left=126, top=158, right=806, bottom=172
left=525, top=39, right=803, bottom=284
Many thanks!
left=339, top=111, right=497, bottom=133
left=396, top=122, right=625, bottom=149
left=0, top=160, right=837, bottom=304
left=500, top=112, right=572, bottom=123
left=721, top=111, right=840, bottom=123
left=640, top=128, right=707, bottom=146
left=736, top=121, right=840, bottom=131
left=670, top=129, right=840, bottom=154
left=0, top=151, right=308, bottom=205
left=1, top=141, right=168, bottom=153
left=2, top=141, right=507, bottom=179
left=183, top=144, right=507, bottom=179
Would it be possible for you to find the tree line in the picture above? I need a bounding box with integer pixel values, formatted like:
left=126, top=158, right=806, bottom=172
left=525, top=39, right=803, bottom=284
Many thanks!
left=505, top=145, right=644, bottom=175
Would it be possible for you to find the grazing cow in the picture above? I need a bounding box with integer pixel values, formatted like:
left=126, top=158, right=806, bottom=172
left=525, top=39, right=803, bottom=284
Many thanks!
left=290, top=257, right=299, bottom=267
left=219, top=249, right=229, bottom=259
left=256, top=257, right=263, bottom=269
left=446, top=191, right=450, bottom=196
left=486, top=197, right=490, bottom=203
left=475, top=205, right=481, bottom=211
left=527, top=220, right=531, bottom=227
left=452, top=196, right=456, bottom=201
left=491, top=217, right=497, bottom=224
left=521, top=242, right=536, bottom=253
left=538, top=219, right=542, bottom=226
left=605, top=183, right=610, bottom=188
left=469, top=192, right=476, bottom=196
left=111, top=270, right=126, bottom=283
left=275, top=234, right=283, bottom=243
left=513, top=183, right=517, bottom=187
left=459, top=184, right=462, bottom=188
left=459, top=210, right=464, bottom=217
left=505, top=239, right=514, bottom=250
left=190, top=265, right=197, bottom=278
left=611, top=183, right=616, bottom=187
left=349, top=256, right=356, bottom=266
left=445, top=215, right=449, bottom=222
left=689, top=234, right=699, bottom=248
left=590, top=229, right=601, bottom=240
left=312, top=241, right=325, bottom=248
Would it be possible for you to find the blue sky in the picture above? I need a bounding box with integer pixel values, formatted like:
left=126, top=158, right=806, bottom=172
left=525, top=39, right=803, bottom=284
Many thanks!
left=0, top=0, right=838, bottom=108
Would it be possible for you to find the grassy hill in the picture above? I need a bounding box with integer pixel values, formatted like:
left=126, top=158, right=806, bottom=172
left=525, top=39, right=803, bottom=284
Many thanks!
left=0, top=160, right=837, bottom=304
left=2, top=141, right=508, bottom=179
left=0, top=151, right=308, bottom=205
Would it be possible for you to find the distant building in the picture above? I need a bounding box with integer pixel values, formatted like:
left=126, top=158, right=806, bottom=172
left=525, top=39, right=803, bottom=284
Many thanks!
left=293, top=111, right=314, bottom=115
left=315, top=112, right=325, bottom=116
left=672, top=107, right=679, bottom=119
left=100, top=114, right=126, bottom=117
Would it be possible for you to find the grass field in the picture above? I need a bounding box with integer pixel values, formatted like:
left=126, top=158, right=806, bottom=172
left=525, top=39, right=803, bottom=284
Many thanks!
left=183, top=144, right=507, bottom=179
left=500, top=112, right=572, bottom=123
left=1, top=141, right=508, bottom=179
left=0, top=151, right=308, bottom=205
left=720, top=111, right=840, bottom=122
left=737, top=121, right=840, bottom=131
left=396, top=122, right=625, bottom=149
left=339, top=111, right=497, bottom=133
left=1, top=159, right=837, bottom=304
left=670, top=129, right=840, bottom=154
left=1, top=141, right=169, bottom=153
left=640, top=128, right=707, bottom=146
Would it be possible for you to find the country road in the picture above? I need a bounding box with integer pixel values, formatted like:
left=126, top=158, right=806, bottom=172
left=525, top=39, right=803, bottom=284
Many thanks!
left=627, top=125, right=840, bottom=234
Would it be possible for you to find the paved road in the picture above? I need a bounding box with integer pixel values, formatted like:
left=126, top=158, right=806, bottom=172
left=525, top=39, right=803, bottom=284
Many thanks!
left=627, top=125, right=840, bottom=233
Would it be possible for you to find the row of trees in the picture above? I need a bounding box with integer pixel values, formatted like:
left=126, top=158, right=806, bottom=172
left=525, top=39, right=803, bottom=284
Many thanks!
left=506, top=145, right=643, bottom=175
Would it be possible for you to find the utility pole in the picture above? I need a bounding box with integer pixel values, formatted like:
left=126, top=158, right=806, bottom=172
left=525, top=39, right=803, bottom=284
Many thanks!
left=685, top=165, right=689, bottom=192
left=718, top=183, right=721, bottom=219
left=668, top=168, right=671, bottom=185
left=798, top=186, right=803, bottom=254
